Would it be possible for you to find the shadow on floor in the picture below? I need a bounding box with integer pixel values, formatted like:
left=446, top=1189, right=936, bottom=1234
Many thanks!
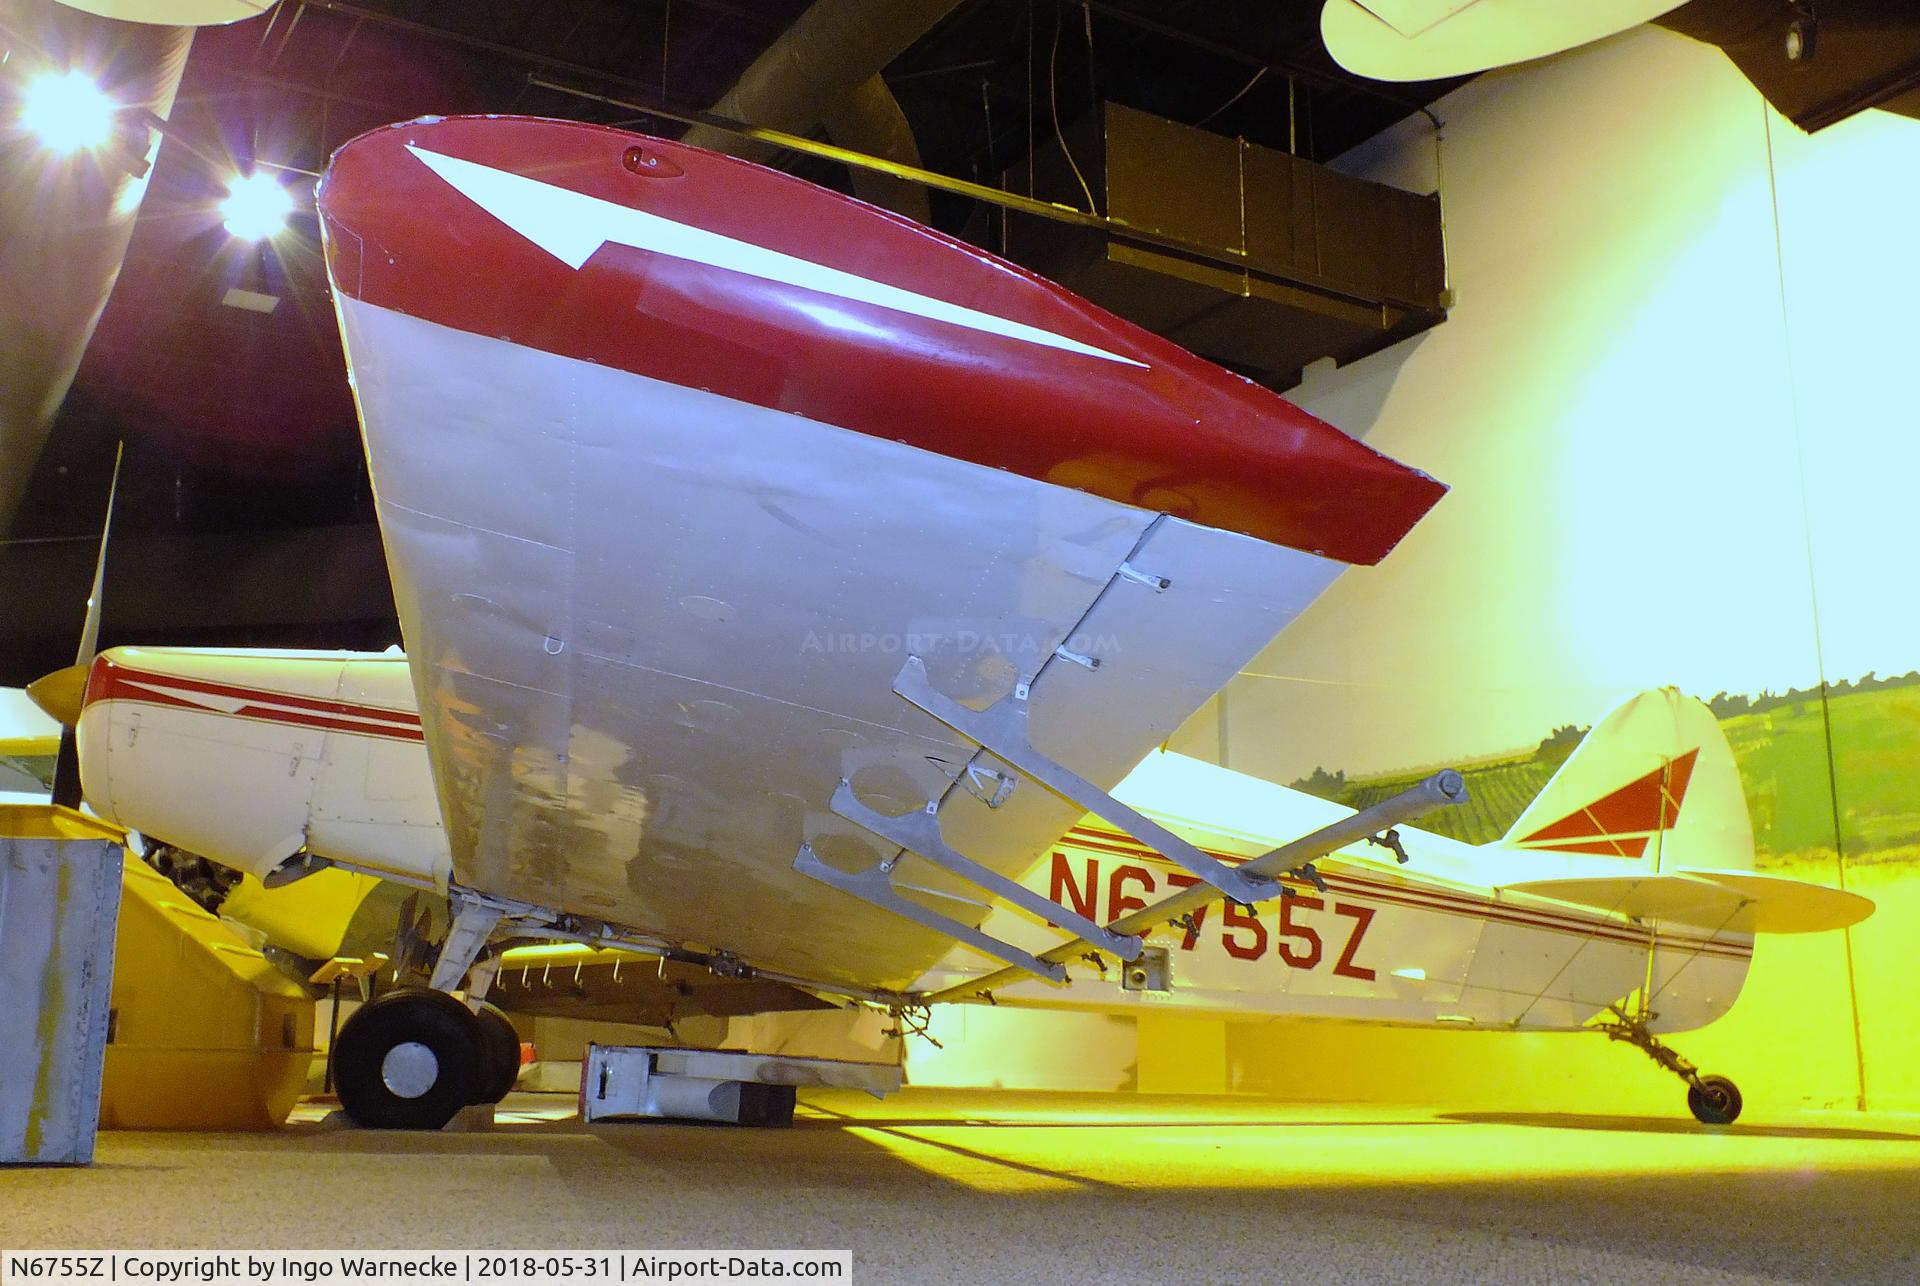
left=1440, top=1110, right=1920, bottom=1141
left=793, top=1110, right=1455, bottom=1131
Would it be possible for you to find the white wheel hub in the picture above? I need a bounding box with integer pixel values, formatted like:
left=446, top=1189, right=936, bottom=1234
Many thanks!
left=381, top=1041, right=440, bottom=1099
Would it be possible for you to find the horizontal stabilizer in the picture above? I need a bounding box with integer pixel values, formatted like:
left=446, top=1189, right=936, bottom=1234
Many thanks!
left=1500, top=870, right=1872, bottom=935
left=1675, top=869, right=1875, bottom=934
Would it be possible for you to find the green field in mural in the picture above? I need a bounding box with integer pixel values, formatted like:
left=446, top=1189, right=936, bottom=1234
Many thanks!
left=1311, top=674, right=1920, bottom=870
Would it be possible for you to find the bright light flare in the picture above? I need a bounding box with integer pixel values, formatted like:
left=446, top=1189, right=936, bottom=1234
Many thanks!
left=220, top=171, right=294, bottom=241
left=19, top=70, right=118, bottom=155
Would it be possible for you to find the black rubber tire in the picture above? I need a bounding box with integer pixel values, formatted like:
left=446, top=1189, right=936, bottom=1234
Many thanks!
left=737, top=1083, right=798, bottom=1128
left=471, top=1001, right=522, bottom=1105
left=335, top=988, right=483, bottom=1129
left=1688, top=1074, right=1743, bottom=1125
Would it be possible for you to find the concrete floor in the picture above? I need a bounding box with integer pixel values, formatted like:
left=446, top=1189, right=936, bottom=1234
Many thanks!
left=5, top=1090, right=1919, bottom=1284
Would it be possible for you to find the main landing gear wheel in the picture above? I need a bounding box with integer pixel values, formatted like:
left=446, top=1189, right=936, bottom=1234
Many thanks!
left=335, top=988, right=482, bottom=1129
left=1687, top=1074, right=1743, bottom=1126
left=471, top=1000, right=523, bottom=1105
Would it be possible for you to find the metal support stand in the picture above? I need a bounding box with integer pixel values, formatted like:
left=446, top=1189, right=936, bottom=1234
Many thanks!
left=428, top=897, right=506, bottom=993
left=325, top=977, right=342, bottom=1094
left=583, top=1044, right=902, bottom=1126
left=309, top=953, right=388, bottom=1094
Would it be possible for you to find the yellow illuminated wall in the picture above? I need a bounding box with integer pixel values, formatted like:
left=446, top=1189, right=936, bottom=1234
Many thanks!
left=918, top=26, right=1920, bottom=1116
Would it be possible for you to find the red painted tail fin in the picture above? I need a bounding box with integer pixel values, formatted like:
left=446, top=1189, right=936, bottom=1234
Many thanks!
left=1499, top=689, right=1752, bottom=873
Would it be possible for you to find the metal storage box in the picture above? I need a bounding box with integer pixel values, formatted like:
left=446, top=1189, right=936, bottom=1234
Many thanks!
left=0, top=805, right=126, bottom=1165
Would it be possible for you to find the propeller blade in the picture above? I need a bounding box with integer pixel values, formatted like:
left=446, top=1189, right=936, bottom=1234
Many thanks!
left=74, top=443, right=122, bottom=666
left=48, top=443, right=121, bottom=811
left=51, top=727, right=83, bottom=810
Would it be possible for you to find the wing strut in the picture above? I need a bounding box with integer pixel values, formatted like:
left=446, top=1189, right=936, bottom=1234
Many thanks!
left=893, top=654, right=1281, bottom=906
left=795, top=640, right=1467, bottom=988
left=794, top=842, right=1069, bottom=983
left=829, top=778, right=1143, bottom=961
left=926, top=768, right=1469, bottom=1002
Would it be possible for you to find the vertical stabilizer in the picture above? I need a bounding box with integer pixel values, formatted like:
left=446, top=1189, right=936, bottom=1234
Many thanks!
left=1498, top=689, right=1752, bottom=873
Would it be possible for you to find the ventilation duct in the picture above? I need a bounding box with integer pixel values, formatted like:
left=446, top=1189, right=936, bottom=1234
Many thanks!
left=679, top=0, right=963, bottom=221
left=820, top=74, right=932, bottom=224
left=1000, top=103, right=1448, bottom=392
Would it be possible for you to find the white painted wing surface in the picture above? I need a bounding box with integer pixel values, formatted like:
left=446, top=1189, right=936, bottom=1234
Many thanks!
left=337, top=299, right=1342, bottom=990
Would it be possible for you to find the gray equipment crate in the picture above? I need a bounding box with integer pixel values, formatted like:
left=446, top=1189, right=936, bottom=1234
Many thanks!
left=0, top=806, right=126, bottom=1165
left=582, top=1044, right=903, bottom=1126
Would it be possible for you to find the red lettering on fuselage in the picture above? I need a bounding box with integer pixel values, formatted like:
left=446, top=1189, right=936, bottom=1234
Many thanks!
left=1276, top=894, right=1323, bottom=969
left=1049, top=853, right=1096, bottom=928
left=1332, top=902, right=1378, bottom=980
left=1221, top=900, right=1268, bottom=961
left=1109, top=864, right=1154, bottom=920
left=1039, top=849, right=1382, bottom=982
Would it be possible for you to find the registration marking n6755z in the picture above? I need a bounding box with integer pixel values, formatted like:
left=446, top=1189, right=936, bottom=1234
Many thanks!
left=1047, top=852, right=1378, bottom=979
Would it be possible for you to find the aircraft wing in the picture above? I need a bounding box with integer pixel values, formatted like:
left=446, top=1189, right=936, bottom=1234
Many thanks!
left=317, top=116, right=1445, bottom=993
left=0, top=688, right=61, bottom=798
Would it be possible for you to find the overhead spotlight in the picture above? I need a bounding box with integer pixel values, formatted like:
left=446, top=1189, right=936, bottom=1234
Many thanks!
left=19, top=69, right=118, bottom=155
left=220, top=171, right=294, bottom=241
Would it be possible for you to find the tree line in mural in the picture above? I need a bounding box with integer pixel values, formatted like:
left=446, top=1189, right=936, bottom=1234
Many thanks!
left=1293, top=671, right=1920, bottom=870
left=8, top=672, right=1914, bottom=872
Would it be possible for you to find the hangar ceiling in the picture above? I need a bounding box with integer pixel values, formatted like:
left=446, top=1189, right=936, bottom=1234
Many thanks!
left=0, top=0, right=1470, bottom=685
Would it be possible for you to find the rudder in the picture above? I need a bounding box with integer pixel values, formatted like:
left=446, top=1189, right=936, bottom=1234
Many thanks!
left=1498, top=688, right=1753, bottom=873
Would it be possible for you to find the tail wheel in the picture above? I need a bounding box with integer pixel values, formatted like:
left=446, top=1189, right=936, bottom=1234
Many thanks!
left=471, top=1001, right=523, bottom=1105
left=335, top=988, right=482, bottom=1129
left=1687, top=1074, right=1743, bottom=1125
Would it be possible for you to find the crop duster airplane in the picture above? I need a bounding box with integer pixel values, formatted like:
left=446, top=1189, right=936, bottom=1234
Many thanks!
left=36, top=117, right=1869, bottom=1130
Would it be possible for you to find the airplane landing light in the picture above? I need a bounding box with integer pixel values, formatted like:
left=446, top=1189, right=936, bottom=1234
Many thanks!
left=19, top=70, right=118, bottom=155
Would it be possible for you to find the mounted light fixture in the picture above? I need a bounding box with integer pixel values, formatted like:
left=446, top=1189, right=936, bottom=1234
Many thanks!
left=219, top=170, right=293, bottom=240
left=18, top=69, right=119, bottom=155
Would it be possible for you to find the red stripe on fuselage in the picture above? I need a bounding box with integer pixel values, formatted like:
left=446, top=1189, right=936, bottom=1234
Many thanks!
left=85, top=655, right=424, bottom=743
left=1062, top=822, right=1739, bottom=951
left=1057, top=825, right=1753, bottom=961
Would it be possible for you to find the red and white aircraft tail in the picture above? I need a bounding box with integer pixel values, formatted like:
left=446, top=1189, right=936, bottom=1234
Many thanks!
left=1489, top=689, right=1865, bottom=936
left=1495, top=687, right=1749, bottom=875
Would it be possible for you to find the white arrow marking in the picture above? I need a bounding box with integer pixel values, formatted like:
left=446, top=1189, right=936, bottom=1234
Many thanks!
left=405, top=145, right=1147, bottom=368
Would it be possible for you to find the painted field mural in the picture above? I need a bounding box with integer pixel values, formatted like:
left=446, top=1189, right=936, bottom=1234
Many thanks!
left=1293, top=671, right=1920, bottom=873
